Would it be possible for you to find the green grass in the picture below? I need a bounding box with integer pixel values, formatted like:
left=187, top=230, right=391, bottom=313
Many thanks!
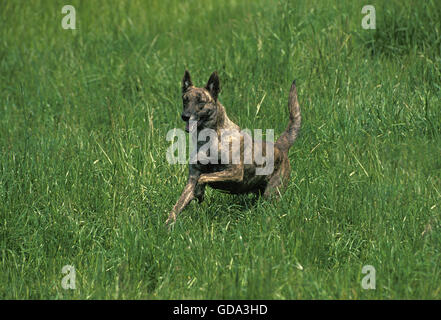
left=1, top=0, right=441, bottom=299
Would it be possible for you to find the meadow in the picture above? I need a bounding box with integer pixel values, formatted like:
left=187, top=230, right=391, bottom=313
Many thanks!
left=0, top=0, right=440, bottom=299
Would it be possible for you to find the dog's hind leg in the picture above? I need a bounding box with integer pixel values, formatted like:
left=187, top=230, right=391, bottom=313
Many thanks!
left=263, top=160, right=290, bottom=199
left=263, top=173, right=283, bottom=199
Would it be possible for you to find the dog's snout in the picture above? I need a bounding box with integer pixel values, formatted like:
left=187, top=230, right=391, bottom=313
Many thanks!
left=181, top=114, right=190, bottom=122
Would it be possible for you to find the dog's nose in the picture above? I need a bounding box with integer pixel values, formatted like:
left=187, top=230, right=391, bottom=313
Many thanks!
left=181, top=114, right=190, bottom=122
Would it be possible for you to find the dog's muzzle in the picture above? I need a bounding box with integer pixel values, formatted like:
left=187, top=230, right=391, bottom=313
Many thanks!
left=182, top=114, right=198, bottom=133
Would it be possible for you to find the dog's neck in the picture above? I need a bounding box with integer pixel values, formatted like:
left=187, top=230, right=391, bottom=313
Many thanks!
left=215, top=102, right=239, bottom=133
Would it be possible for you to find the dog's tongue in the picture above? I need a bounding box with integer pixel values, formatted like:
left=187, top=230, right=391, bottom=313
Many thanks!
left=187, top=119, right=197, bottom=133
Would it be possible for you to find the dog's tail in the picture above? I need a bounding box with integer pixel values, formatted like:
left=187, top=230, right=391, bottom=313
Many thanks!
left=275, top=80, right=301, bottom=152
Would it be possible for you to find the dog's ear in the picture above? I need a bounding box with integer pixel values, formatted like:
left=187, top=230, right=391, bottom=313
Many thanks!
left=205, top=71, right=220, bottom=101
left=182, top=70, right=193, bottom=93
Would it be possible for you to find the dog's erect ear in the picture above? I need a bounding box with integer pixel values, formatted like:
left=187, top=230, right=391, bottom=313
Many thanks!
left=205, top=71, right=220, bottom=101
left=182, top=70, right=193, bottom=93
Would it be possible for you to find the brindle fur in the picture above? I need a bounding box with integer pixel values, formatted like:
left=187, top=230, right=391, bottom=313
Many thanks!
left=166, top=70, right=301, bottom=224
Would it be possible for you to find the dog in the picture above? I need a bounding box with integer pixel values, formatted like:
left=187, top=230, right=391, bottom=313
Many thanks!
left=165, top=70, right=301, bottom=225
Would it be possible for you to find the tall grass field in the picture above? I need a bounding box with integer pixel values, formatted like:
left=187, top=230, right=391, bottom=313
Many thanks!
left=1, top=0, right=440, bottom=299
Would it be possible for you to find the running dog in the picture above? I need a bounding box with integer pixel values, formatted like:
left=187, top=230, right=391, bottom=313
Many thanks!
left=166, top=70, right=301, bottom=224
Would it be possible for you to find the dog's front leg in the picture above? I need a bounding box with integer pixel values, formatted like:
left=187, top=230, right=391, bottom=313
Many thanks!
left=194, top=183, right=206, bottom=203
left=166, top=173, right=201, bottom=225
left=198, top=164, right=244, bottom=184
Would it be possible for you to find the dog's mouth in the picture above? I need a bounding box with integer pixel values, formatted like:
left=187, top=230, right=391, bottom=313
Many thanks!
left=185, top=119, right=199, bottom=133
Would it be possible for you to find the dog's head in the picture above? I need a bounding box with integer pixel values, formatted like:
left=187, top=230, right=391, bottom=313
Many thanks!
left=181, top=70, right=220, bottom=133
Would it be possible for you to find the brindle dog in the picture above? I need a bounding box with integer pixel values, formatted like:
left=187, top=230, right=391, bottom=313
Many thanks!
left=166, top=70, right=301, bottom=224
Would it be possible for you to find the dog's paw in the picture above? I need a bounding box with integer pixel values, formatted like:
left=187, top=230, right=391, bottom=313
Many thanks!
left=165, top=213, right=176, bottom=226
